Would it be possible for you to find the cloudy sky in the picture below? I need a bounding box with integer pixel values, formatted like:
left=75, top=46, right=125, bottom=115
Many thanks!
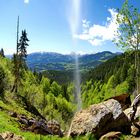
left=0, top=0, right=140, bottom=55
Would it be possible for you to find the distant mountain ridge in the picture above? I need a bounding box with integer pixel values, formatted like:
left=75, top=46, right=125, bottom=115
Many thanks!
left=26, top=51, right=120, bottom=71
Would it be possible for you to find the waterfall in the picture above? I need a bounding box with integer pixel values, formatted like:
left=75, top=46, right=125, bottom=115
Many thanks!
left=67, top=0, right=82, bottom=110
left=74, top=53, right=82, bottom=111
left=67, top=0, right=82, bottom=137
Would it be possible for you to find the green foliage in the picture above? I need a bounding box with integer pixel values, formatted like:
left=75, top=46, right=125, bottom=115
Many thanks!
left=50, top=81, right=62, bottom=97
left=0, top=54, right=76, bottom=134
left=115, top=0, right=140, bottom=51
left=0, top=66, right=5, bottom=95
left=19, top=70, right=76, bottom=129
left=40, top=77, right=50, bottom=94
left=115, top=81, right=129, bottom=94
left=126, top=64, right=136, bottom=91
left=11, top=29, right=29, bottom=93
left=0, top=111, right=20, bottom=133
left=0, top=57, right=14, bottom=97
left=82, top=52, right=139, bottom=108
left=115, top=0, right=140, bottom=96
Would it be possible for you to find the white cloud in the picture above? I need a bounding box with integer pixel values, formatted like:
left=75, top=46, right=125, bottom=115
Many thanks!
left=74, top=8, right=119, bottom=46
left=89, top=39, right=103, bottom=46
left=24, top=0, right=29, bottom=4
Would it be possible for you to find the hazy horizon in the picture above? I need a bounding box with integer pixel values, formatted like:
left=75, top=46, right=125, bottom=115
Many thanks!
left=6, top=50, right=123, bottom=56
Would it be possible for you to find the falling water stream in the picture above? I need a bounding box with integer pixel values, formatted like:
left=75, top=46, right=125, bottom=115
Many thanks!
left=67, top=53, right=82, bottom=137
left=74, top=53, right=82, bottom=111
left=67, top=0, right=82, bottom=137
left=67, top=0, right=82, bottom=111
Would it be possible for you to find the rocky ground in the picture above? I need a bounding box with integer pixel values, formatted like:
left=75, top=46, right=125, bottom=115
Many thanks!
left=69, top=96, right=140, bottom=139
left=9, top=112, right=63, bottom=137
left=2, top=94, right=140, bottom=140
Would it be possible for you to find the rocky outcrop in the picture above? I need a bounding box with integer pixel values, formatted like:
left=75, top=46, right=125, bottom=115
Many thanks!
left=124, top=106, right=140, bottom=136
left=99, top=131, right=122, bottom=140
left=27, top=119, right=53, bottom=135
left=0, top=132, right=23, bottom=140
left=124, top=106, right=140, bottom=121
left=15, top=114, right=63, bottom=137
left=70, top=99, right=131, bottom=138
left=47, top=120, right=63, bottom=137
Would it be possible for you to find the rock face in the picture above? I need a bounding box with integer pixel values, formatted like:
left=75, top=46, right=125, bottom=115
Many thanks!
left=70, top=99, right=131, bottom=138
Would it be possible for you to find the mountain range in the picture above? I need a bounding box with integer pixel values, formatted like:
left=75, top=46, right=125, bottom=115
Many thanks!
left=26, top=51, right=120, bottom=71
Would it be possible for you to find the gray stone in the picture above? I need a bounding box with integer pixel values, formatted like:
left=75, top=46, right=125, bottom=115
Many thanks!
left=70, top=99, right=131, bottom=138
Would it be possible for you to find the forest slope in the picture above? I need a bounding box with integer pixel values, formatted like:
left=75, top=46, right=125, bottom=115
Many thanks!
left=82, top=52, right=136, bottom=108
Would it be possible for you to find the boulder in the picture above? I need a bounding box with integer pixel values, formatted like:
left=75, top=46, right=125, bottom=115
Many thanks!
left=124, top=106, right=140, bottom=121
left=28, top=119, right=53, bottom=135
left=47, top=120, right=63, bottom=137
left=99, top=131, right=122, bottom=140
left=131, top=125, right=139, bottom=136
left=70, top=99, right=131, bottom=138
left=29, top=119, right=63, bottom=136
left=124, top=107, right=140, bottom=136
left=0, top=132, right=23, bottom=140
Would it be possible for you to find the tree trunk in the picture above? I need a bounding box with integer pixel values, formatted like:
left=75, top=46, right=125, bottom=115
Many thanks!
left=136, top=49, right=139, bottom=96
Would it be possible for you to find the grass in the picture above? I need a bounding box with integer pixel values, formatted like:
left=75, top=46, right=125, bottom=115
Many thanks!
left=0, top=111, right=20, bottom=133
left=1, top=95, right=136, bottom=140
left=0, top=102, right=133, bottom=140
left=0, top=95, right=130, bottom=140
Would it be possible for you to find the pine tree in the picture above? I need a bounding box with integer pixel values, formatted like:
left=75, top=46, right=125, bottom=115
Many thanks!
left=12, top=16, right=29, bottom=93
left=0, top=48, right=5, bottom=57
left=19, top=30, right=29, bottom=69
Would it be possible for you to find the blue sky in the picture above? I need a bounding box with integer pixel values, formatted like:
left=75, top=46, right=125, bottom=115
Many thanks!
left=0, top=0, right=140, bottom=55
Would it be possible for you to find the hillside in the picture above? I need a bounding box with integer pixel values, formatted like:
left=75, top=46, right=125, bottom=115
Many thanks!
left=82, top=51, right=136, bottom=107
left=0, top=55, right=76, bottom=139
left=26, top=51, right=118, bottom=71
left=1, top=51, right=140, bottom=139
left=87, top=52, right=134, bottom=83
